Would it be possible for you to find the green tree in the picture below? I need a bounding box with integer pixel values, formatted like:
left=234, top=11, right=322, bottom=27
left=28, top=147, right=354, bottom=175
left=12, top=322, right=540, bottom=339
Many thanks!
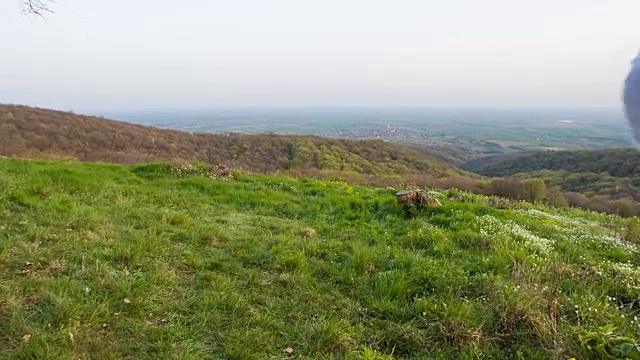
left=487, top=178, right=525, bottom=200
left=611, top=199, right=636, bottom=218
left=523, top=178, right=546, bottom=203
left=545, top=186, right=568, bottom=207
left=622, top=218, right=640, bottom=245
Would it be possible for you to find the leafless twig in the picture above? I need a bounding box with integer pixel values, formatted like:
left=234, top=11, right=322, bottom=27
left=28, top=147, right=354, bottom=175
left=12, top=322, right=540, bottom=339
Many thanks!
left=21, top=0, right=55, bottom=18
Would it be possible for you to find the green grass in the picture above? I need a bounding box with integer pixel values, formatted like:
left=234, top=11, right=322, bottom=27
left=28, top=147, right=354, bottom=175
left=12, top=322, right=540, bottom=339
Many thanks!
left=1, top=159, right=639, bottom=359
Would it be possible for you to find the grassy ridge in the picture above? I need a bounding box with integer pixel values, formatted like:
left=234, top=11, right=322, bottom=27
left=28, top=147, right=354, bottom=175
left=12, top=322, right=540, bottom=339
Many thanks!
left=1, top=159, right=639, bottom=359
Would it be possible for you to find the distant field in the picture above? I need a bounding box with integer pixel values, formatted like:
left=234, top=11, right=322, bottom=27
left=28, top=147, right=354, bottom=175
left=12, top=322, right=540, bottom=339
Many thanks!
left=104, top=107, right=632, bottom=163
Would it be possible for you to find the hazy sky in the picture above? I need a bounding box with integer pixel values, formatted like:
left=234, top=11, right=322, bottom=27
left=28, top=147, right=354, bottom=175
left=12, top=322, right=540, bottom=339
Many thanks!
left=1, top=0, right=639, bottom=111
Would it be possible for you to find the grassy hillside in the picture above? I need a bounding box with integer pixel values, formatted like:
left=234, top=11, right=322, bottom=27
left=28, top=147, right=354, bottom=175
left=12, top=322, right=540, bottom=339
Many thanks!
left=0, top=104, right=467, bottom=182
left=1, top=159, right=639, bottom=359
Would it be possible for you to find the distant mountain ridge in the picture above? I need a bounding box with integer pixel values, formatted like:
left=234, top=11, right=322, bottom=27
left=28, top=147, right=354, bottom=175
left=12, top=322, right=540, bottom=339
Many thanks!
left=0, top=104, right=469, bottom=180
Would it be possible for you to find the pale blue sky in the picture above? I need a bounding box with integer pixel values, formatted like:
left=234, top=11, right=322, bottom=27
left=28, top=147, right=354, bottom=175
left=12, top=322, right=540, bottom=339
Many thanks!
left=0, top=0, right=638, bottom=111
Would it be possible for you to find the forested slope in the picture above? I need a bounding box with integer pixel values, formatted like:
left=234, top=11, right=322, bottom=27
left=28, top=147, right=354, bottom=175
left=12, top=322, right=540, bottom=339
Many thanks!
left=0, top=104, right=467, bottom=179
left=463, top=149, right=640, bottom=178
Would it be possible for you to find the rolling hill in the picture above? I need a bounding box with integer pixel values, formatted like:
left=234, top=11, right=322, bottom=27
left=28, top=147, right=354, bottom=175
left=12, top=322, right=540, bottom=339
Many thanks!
left=0, top=104, right=468, bottom=184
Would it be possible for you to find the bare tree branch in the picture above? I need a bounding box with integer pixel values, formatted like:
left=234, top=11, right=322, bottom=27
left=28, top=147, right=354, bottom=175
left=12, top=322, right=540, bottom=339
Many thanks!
left=21, top=0, right=54, bottom=17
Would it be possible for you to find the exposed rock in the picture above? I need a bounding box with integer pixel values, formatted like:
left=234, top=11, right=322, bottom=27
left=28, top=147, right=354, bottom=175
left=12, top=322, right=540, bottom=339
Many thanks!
left=215, top=164, right=232, bottom=177
left=396, top=190, right=441, bottom=209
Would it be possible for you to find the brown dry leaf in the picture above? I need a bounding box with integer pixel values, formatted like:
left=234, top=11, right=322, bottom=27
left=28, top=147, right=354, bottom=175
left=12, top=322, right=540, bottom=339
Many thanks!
left=21, top=262, right=36, bottom=276
left=22, top=334, right=31, bottom=343
left=155, top=317, right=168, bottom=325
left=68, top=332, right=74, bottom=344
left=48, top=260, right=64, bottom=271
left=123, top=298, right=132, bottom=304
left=284, top=347, right=294, bottom=354
left=26, top=294, right=39, bottom=304
left=80, top=230, right=97, bottom=241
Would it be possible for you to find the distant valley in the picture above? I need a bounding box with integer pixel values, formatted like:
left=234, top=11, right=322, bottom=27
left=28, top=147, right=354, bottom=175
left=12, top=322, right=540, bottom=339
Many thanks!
left=104, top=107, right=632, bottom=163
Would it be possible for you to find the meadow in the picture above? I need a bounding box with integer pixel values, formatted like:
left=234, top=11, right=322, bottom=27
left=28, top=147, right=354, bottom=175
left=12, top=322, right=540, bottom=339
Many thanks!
left=0, top=159, right=639, bottom=359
